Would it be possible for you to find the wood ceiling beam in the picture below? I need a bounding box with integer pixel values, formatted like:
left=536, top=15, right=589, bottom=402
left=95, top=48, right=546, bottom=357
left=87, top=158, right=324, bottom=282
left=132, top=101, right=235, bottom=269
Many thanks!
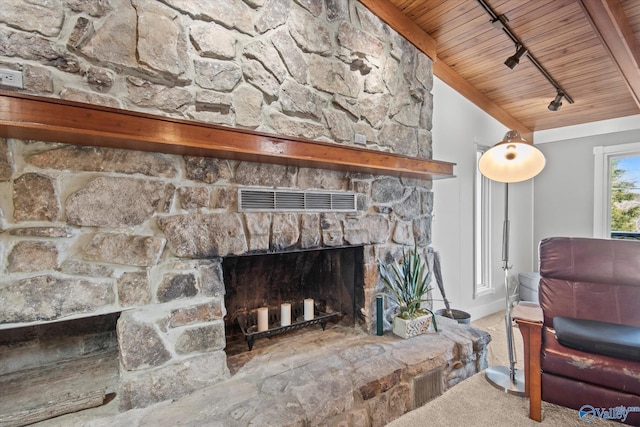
left=358, top=0, right=534, bottom=142
left=578, top=0, right=640, bottom=108
left=0, top=91, right=455, bottom=180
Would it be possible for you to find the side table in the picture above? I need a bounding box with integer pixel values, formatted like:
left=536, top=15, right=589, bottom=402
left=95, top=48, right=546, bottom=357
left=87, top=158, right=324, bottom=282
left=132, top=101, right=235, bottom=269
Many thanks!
left=511, top=302, right=543, bottom=422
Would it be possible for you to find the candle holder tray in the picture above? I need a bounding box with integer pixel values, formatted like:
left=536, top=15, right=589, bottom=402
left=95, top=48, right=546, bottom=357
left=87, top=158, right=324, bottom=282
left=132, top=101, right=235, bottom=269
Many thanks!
left=237, top=304, right=339, bottom=351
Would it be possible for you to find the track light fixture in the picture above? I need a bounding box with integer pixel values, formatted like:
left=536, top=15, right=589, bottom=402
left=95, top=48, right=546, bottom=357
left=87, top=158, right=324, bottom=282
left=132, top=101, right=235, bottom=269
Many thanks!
left=504, top=44, right=527, bottom=69
left=491, top=14, right=509, bottom=30
left=548, top=91, right=564, bottom=111
left=477, top=0, right=574, bottom=111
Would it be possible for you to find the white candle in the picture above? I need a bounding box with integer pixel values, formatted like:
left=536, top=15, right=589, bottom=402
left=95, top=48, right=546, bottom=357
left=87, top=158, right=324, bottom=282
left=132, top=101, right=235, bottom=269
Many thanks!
left=304, top=298, right=314, bottom=321
left=280, top=303, right=291, bottom=326
left=257, top=307, right=269, bottom=331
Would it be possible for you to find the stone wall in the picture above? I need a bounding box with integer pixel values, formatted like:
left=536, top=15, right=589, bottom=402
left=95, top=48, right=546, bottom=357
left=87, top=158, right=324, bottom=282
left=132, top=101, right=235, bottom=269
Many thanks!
left=0, top=0, right=433, bottom=157
left=0, top=0, right=436, bottom=412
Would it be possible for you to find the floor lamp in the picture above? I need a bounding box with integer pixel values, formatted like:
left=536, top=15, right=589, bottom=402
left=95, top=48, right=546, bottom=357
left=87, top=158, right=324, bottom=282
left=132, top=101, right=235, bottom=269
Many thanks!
left=478, top=130, right=545, bottom=395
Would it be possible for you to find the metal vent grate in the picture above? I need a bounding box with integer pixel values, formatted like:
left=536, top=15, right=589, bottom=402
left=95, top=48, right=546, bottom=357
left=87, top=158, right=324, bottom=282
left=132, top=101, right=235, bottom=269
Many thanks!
left=239, top=189, right=356, bottom=212
left=331, top=193, right=356, bottom=210
left=240, top=190, right=275, bottom=210
left=413, top=367, right=443, bottom=407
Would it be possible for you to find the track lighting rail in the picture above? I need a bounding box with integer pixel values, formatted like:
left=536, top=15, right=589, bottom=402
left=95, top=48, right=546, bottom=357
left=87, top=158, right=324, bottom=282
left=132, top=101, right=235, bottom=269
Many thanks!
left=477, top=0, right=574, bottom=107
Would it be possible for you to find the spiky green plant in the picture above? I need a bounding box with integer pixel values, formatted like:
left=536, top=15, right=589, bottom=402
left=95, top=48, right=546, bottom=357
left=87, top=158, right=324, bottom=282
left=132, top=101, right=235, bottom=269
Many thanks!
left=378, top=246, right=438, bottom=331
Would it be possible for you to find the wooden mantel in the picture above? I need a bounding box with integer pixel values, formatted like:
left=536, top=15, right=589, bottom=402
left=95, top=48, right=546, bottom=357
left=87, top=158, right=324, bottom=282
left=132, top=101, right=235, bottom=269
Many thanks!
left=0, top=91, right=454, bottom=180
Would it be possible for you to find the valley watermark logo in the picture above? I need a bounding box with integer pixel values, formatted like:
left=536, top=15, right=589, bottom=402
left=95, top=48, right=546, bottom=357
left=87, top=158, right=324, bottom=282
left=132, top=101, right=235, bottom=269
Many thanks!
left=579, top=404, right=640, bottom=423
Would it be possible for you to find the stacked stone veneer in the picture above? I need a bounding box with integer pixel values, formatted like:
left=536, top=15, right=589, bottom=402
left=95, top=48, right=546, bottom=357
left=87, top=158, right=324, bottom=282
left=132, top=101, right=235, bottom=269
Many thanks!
left=0, top=0, right=437, bottom=413
left=0, top=0, right=433, bottom=156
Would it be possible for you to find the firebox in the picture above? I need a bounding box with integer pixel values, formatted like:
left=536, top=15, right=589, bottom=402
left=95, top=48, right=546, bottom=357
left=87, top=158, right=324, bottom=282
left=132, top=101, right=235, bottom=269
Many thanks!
left=222, top=246, right=365, bottom=351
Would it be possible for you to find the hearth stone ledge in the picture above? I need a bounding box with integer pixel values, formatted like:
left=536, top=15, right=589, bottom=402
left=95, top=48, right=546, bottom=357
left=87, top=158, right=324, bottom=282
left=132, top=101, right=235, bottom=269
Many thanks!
left=44, top=316, right=491, bottom=426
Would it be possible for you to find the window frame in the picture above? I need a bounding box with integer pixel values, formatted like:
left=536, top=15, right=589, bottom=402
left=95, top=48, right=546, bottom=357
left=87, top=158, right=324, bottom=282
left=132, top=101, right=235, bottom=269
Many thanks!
left=474, top=145, right=494, bottom=298
left=593, top=142, right=640, bottom=238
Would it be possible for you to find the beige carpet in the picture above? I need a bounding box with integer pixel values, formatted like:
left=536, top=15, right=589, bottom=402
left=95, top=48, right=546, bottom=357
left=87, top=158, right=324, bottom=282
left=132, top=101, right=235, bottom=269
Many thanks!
left=386, top=311, right=620, bottom=427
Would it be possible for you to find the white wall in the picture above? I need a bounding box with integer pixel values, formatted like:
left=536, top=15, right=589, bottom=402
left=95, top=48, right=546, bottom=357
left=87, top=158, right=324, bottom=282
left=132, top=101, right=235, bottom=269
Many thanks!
left=431, top=77, right=536, bottom=320
left=431, top=75, right=640, bottom=320
left=533, top=117, right=640, bottom=266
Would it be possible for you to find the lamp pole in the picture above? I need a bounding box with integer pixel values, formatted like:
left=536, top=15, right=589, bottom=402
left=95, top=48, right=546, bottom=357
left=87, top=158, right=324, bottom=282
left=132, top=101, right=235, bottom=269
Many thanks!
left=484, top=182, right=524, bottom=394
left=502, top=183, right=520, bottom=381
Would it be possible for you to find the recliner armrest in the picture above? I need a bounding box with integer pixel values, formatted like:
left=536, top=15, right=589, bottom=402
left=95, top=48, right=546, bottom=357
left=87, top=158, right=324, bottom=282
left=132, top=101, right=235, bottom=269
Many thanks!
left=553, top=317, right=640, bottom=362
left=512, top=302, right=543, bottom=324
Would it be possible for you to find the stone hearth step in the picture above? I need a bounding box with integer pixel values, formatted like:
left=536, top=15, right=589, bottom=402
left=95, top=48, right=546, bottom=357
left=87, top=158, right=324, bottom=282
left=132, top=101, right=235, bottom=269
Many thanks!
left=31, top=317, right=489, bottom=427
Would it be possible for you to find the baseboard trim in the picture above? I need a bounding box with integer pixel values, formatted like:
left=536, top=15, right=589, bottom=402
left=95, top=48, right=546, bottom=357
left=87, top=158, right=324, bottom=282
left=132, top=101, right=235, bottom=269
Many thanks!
left=465, top=300, right=506, bottom=322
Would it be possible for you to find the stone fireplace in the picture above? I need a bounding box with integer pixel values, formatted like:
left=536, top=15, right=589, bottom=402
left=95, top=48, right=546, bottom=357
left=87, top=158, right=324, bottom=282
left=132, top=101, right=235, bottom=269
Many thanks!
left=0, top=137, right=438, bottom=422
left=0, top=0, right=472, bottom=425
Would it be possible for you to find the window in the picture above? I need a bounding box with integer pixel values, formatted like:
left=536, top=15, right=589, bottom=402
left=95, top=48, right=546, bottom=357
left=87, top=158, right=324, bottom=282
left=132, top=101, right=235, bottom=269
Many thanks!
left=610, top=156, right=640, bottom=239
left=593, top=142, right=640, bottom=239
left=474, top=146, right=492, bottom=297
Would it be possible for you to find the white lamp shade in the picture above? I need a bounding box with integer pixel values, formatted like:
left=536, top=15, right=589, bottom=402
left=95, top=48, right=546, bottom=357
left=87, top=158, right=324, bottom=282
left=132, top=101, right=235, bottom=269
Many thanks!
left=478, top=131, right=546, bottom=183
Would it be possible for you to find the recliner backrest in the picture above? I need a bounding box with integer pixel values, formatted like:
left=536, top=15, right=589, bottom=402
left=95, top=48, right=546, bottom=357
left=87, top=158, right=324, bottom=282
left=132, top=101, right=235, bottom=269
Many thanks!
left=538, top=237, right=640, bottom=328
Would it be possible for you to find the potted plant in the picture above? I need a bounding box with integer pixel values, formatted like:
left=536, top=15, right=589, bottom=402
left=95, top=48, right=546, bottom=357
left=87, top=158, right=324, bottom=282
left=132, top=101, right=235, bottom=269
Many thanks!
left=378, top=246, right=438, bottom=338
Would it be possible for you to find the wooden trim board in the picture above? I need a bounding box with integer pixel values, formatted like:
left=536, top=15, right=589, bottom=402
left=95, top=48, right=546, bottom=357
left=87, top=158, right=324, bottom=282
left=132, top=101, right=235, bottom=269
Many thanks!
left=0, top=91, right=455, bottom=180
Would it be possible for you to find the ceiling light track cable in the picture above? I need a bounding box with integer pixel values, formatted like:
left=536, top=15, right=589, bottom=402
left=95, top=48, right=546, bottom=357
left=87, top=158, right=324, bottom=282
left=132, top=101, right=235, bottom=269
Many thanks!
left=476, top=0, right=574, bottom=110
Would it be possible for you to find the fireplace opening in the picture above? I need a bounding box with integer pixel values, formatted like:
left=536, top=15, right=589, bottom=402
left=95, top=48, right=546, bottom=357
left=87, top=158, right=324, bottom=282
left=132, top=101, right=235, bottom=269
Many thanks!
left=222, top=246, right=365, bottom=353
left=0, top=312, right=120, bottom=425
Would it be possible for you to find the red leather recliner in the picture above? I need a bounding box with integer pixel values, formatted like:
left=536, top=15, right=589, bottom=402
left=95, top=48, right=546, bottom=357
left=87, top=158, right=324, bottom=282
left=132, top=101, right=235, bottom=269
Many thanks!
left=521, top=237, right=640, bottom=425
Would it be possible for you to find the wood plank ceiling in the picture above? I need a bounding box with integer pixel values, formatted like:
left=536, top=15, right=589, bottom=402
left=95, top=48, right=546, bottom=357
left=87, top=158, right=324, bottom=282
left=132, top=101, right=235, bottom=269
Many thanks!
left=362, top=0, right=640, bottom=136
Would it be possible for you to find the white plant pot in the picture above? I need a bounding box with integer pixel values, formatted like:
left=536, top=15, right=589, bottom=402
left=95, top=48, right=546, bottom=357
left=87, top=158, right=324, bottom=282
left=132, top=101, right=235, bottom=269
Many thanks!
left=392, top=314, right=432, bottom=339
